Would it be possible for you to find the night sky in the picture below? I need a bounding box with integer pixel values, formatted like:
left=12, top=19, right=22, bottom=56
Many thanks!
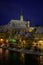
left=0, top=0, right=43, bottom=26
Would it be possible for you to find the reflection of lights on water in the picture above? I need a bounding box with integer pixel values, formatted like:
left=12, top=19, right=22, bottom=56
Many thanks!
left=0, top=48, right=9, bottom=60
left=40, top=56, right=43, bottom=64
left=0, top=48, right=2, bottom=54
left=20, top=53, right=25, bottom=64
left=5, top=50, right=9, bottom=54
left=21, top=53, right=24, bottom=58
left=5, top=50, right=10, bottom=59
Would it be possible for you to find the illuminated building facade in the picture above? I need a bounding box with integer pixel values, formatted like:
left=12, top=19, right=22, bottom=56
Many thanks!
left=0, top=12, right=35, bottom=33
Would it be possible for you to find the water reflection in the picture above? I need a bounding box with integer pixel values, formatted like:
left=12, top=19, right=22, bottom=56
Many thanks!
left=19, top=53, right=25, bottom=65
left=0, top=48, right=43, bottom=65
left=40, top=56, right=43, bottom=65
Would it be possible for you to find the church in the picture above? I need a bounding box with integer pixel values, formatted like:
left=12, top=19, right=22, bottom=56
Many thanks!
left=0, top=12, right=34, bottom=33
left=7, top=12, right=34, bottom=32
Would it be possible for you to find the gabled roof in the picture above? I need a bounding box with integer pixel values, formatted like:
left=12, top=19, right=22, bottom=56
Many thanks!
left=9, top=20, right=26, bottom=24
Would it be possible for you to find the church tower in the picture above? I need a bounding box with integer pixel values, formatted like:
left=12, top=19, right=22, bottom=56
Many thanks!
left=20, top=11, right=23, bottom=21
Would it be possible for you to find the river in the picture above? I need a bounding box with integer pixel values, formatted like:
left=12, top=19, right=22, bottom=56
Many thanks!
left=0, top=48, right=43, bottom=65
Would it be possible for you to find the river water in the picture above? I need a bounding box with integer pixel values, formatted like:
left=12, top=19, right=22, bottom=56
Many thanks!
left=0, top=48, right=43, bottom=65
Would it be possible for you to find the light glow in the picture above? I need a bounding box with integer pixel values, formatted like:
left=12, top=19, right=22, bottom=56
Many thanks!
left=38, top=40, right=43, bottom=49
left=0, top=39, right=4, bottom=42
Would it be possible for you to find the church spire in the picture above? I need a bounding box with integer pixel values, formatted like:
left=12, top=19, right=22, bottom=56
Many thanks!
left=20, top=11, right=23, bottom=21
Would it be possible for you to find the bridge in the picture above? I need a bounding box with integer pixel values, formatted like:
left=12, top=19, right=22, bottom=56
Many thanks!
left=0, top=46, right=43, bottom=56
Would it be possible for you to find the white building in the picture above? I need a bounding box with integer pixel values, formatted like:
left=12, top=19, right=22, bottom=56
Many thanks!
left=8, top=13, right=30, bottom=29
left=0, top=12, right=34, bottom=32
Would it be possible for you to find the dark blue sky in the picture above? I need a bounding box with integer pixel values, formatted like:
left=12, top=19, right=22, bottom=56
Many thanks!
left=0, top=0, right=43, bottom=26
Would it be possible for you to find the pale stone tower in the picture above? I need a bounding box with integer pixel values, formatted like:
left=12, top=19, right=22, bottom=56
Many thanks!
left=20, top=11, right=23, bottom=21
